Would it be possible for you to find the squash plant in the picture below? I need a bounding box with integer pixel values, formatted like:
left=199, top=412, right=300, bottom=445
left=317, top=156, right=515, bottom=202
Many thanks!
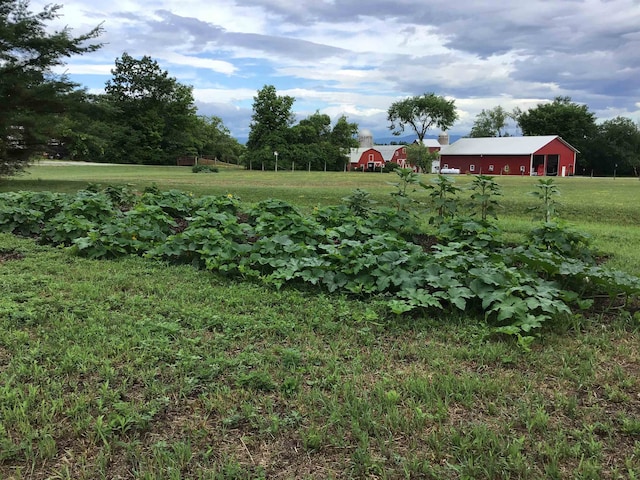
left=1, top=177, right=638, bottom=347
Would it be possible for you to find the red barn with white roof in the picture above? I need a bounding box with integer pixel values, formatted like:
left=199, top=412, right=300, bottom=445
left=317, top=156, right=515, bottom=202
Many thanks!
left=439, top=135, right=578, bottom=176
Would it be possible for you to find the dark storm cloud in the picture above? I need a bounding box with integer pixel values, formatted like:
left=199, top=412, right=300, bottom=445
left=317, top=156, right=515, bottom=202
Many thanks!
left=246, top=0, right=639, bottom=58
left=511, top=49, right=640, bottom=101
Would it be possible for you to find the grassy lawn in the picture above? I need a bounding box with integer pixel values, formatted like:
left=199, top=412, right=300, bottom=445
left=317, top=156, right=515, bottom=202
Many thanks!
left=1, top=164, right=639, bottom=478
left=5, top=163, right=639, bottom=223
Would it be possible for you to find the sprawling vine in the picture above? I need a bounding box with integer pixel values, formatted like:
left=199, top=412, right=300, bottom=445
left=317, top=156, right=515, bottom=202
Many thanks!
left=1, top=176, right=638, bottom=347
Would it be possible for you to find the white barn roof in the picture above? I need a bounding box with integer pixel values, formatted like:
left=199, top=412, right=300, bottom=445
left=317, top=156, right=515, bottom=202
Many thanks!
left=440, top=135, right=578, bottom=155
left=349, top=145, right=405, bottom=163
left=420, top=139, right=441, bottom=148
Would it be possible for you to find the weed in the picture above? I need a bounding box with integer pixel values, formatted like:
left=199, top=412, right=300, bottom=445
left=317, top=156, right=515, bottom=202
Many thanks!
left=528, top=177, right=561, bottom=222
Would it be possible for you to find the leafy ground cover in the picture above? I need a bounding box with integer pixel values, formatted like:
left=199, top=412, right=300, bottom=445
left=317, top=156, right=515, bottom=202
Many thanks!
left=4, top=164, right=640, bottom=270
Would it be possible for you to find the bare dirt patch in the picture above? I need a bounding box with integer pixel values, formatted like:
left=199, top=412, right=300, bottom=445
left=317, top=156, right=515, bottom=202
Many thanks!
left=0, top=249, right=24, bottom=262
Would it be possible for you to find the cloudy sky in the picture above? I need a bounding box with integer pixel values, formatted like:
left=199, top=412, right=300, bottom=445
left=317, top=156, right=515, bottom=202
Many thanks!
left=34, top=0, right=640, bottom=141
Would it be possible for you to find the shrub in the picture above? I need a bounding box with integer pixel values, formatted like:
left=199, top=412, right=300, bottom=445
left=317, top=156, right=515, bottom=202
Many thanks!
left=192, top=164, right=219, bottom=173
left=382, top=162, right=400, bottom=173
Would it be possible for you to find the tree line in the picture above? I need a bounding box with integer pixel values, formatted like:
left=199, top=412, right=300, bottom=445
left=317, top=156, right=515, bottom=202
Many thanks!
left=245, top=85, right=359, bottom=171
left=1, top=1, right=243, bottom=173
left=2, top=1, right=638, bottom=177
left=388, top=95, right=640, bottom=177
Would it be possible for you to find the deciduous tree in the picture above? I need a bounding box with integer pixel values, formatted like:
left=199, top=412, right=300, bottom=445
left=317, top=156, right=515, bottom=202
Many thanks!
left=54, top=92, right=113, bottom=161
left=589, top=117, right=640, bottom=176
left=0, top=0, right=102, bottom=176
left=103, top=53, right=197, bottom=164
left=329, top=115, right=359, bottom=171
left=517, top=97, right=597, bottom=170
left=387, top=93, right=458, bottom=142
left=469, top=106, right=513, bottom=137
left=246, top=85, right=295, bottom=169
left=287, top=112, right=359, bottom=171
left=192, top=115, right=244, bottom=164
left=406, top=143, right=438, bottom=173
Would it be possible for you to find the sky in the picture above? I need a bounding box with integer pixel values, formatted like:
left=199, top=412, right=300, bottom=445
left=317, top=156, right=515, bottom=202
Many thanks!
left=33, top=0, right=640, bottom=142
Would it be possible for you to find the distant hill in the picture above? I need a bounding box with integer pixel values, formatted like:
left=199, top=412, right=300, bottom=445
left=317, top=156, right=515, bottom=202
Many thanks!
left=373, top=134, right=462, bottom=145
left=234, top=133, right=462, bottom=146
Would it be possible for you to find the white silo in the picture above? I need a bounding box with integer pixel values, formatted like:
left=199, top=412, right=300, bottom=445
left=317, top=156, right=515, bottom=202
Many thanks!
left=438, top=131, right=450, bottom=146
left=358, top=129, right=374, bottom=148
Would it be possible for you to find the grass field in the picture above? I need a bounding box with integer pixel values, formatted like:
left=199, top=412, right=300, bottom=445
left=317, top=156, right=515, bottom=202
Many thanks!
left=1, top=163, right=639, bottom=479
left=5, top=162, right=639, bottom=221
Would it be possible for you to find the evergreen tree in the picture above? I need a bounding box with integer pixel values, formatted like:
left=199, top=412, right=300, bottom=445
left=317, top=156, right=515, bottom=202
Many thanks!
left=0, top=0, right=102, bottom=176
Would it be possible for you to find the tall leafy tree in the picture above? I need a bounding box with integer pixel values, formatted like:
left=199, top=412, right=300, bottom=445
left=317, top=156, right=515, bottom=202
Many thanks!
left=387, top=93, right=458, bottom=142
left=517, top=96, right=597, bottom=170
left=246, top=85, right=295, bottom=169
left=288, top=112, right=358, bottom=171
left=406, top=143, right=439, bottom=172
left=55, top=92, right=113, bottom=161
left=288, top=112, right=330, bottom=170
left=469, top=106, right=513, bottom=137
left=330, top=115, right=359, bottom=171
left=588, top=117, right=640, bottom=176
left=103, top=53, right=197, bottom=164
left=0, top=0, right=102, bottom=176
left=192, top=115, right=244, bottom=164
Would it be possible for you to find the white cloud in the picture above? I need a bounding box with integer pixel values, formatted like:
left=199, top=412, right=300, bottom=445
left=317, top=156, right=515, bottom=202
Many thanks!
left=27, top=0, right=640, bottom=140
left=193, top=88, right=257, bottom=104
left=160, top=53, right=236, bottom=75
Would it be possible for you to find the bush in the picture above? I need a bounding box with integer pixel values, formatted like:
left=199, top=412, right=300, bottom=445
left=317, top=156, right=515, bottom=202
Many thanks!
left=192, top=164, right=219, bottom=173
left=383, top=162, right=400, bottom=173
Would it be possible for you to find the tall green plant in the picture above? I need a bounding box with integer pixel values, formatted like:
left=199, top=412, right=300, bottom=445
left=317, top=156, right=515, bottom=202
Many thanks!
left=420, top=175, right=461, bottom=224
left=528, top=178, right=560, bottom=222
left=469, top=175, right=502, bottom=222
left=342, top=189, right=375, bottom=218
left=388, top=168, right=420, bottom=212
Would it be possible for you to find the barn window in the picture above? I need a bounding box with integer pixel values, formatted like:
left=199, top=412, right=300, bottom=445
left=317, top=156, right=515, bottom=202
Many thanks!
left=402, top=148, right=406, bottom=154
left=368, top=153, right=374, bottom=161
left=488, top=165, right=494, bottom=172
left=469, top=164, right=475, bottom=172
left=520, top=165, right=526, bottom=173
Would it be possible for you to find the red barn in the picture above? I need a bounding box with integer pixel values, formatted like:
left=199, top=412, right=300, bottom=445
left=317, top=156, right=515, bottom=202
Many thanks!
left=349, top=145, right=408, bottom=171
left=439, top=136, right=578, bottom=176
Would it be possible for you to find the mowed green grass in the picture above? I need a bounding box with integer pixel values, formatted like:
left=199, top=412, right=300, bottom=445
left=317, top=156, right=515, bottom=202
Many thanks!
left=1, top=163, right=639, bottom=479
left=6, top=162, right=639, bottom=222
